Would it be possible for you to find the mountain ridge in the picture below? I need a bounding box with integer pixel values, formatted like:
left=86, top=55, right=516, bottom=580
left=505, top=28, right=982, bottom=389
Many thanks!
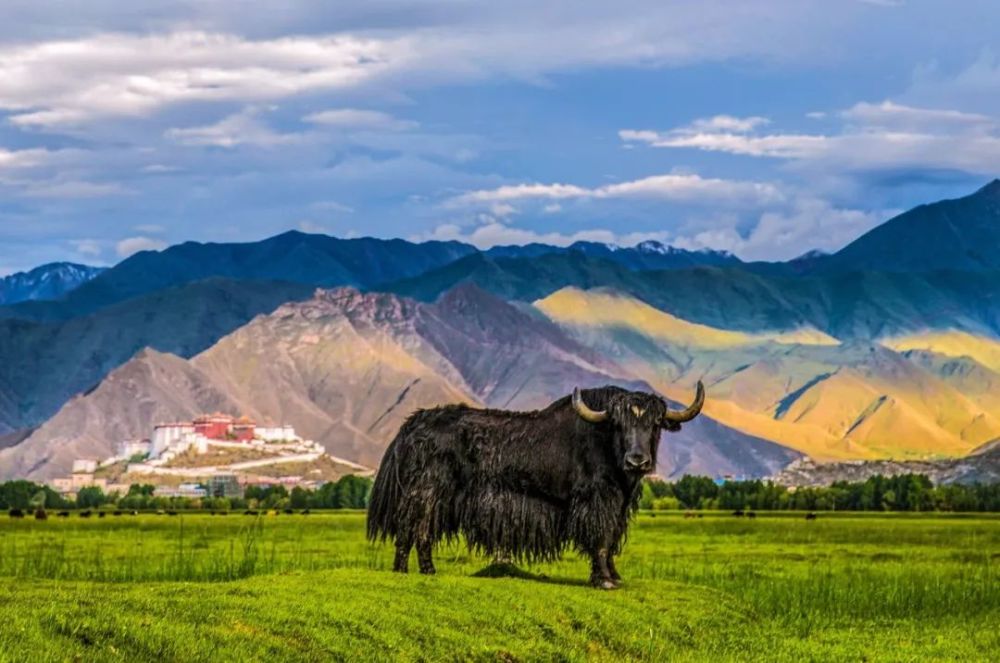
left=816, top=179, right=1000, bottom=273
left=0, top=262, right=105, bottom=305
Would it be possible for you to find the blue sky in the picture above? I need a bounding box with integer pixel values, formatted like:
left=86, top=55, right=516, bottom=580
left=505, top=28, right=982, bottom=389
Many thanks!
left=1, top=0, right=999, bottom=274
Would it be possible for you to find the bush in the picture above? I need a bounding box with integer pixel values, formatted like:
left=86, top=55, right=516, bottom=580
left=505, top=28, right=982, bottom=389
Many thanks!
left=651, top=496, right=681, bottom=511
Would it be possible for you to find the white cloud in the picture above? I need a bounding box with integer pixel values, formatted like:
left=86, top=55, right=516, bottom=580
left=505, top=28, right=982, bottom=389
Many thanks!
left=448, top=173, right=782, bottom=208
left=0, top=148, right=51, bottom=170
left=688, top=115, right=770, bottom=133
left=840, top=100, right=992, bottom=130
left=489, top=202, right=517, bottom=218
left=622, top=102, right=1000, bottom=175
left=672, top=199, right=892, bottom=261
left=116, top=236, right=167, bottom=257
left=70, top=239, right=102, bottom=257
left=0, top=5, right=918, bottom=131
left=304, top=108, right=416, bottom=131
left=0, top=32, right=404, bottom=129
left=167, top=107, right=299, bottom=148
left=620, top=125, right=827, bottom=159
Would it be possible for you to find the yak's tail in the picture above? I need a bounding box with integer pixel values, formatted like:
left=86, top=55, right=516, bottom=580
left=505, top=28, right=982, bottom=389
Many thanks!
left=366, top=427, right=406, bottom=543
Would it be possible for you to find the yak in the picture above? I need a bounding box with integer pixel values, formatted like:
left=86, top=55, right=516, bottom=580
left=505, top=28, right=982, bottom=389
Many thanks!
left=367, top=383, right=704, bottom=589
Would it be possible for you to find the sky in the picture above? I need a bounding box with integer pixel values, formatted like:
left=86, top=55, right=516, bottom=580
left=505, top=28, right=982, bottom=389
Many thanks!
left=1, top=0, right=1000, bottom=275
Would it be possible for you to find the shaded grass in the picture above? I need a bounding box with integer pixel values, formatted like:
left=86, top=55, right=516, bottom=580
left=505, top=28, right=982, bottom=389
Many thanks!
left=0, top=511, right=996, bottom=661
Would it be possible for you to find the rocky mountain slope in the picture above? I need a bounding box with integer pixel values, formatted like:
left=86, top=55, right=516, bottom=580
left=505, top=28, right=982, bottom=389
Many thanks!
left=0, top=278, right=313, bottom=435
left=1, top=286, right=796, bottom=480
left=0, top=262, right=105, bottom=305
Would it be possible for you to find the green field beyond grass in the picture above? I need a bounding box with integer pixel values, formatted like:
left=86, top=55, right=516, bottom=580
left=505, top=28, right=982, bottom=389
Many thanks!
left=0, top=512, right=997, bottom=661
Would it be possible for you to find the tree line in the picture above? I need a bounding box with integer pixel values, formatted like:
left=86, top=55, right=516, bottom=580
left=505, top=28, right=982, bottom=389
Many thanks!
left=641, top=474, right=1000, bottom=512
left=0, top=475, right=373, bottom=512
left=3, top=473, right=999, bottom=513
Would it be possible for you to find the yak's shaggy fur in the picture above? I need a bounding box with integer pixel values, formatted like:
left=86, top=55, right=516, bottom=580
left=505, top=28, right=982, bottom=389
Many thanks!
left=367, top=385, right=697, bottom=588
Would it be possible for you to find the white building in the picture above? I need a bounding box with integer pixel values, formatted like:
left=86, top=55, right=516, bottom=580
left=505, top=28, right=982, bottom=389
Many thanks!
left=255, top=424, right=299, bottom=442
left=154, top=483, right=207, bottom=498
left=53, top=474, right=107, bottom=493
left=118, top=439, right=152, bottom=459
left=72, top=459, right=98, bottom=474
left=151, top=423, right=196, bottom=457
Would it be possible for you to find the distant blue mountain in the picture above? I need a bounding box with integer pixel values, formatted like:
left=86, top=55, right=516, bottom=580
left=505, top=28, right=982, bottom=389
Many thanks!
left=0, top=262, right=105, bottom=306
left=818, top=178, right=1000, bottom=273
left=0, top=232, right=476, bottom=321
left=486, top=240, right=741, bottom=270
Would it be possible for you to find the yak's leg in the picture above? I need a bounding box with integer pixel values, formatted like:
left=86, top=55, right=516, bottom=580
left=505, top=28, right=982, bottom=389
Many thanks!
left=416, top=539, right=436, bottom=575
left=393, top=536, right=413, bottom=573
left=606, top=555, right=622, bottom=584
left=589, top=547, right=617, bottom=590
left=572, top=491, right=625, bottom=589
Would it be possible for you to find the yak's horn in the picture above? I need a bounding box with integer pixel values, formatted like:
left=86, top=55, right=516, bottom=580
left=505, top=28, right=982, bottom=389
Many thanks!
left=572, top=387, right=608, bottom=423
left=663, top=381, right=705, bottom=424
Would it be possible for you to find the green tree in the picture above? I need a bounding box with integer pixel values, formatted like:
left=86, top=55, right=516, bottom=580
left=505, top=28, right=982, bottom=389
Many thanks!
left=290, top=486, right=310, bottom=509
left=673, top=475, right=718, bottom=509
left=76, top=486, right=107, bottom=509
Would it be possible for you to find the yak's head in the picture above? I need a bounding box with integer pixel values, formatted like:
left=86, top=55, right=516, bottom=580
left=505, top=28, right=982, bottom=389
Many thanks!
left=571, top=383, right=705, bottom=475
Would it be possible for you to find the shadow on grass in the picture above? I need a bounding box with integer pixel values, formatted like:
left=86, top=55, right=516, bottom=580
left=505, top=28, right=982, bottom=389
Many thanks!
left=471, top=562, right=590, bottom=588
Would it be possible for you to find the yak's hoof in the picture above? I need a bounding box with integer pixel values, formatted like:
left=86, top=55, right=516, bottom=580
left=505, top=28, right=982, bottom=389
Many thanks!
left=592, top=578, right=619, bottom=590
left=419, top=567, right=436, bottom=575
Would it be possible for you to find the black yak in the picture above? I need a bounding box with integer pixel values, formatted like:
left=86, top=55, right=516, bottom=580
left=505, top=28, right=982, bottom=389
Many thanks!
left=368, top=383, right=704, bottom=589
left=8, top=508, right=24, bottom=518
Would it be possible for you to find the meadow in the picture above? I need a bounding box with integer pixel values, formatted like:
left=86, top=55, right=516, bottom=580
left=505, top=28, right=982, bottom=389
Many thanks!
left=0, top=511, right=997, bottom=662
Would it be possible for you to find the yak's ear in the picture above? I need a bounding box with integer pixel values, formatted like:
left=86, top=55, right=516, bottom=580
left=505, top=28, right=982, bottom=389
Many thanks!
left=662, top=420, right=682, bottom=433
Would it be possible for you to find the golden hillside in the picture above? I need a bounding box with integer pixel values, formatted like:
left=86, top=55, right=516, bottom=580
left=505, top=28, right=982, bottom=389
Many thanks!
left=881, top=329, right=1000, bottom=374
left=535, top=287, right=1000, bottom=461
left=535, top=287, right=839, bottom=350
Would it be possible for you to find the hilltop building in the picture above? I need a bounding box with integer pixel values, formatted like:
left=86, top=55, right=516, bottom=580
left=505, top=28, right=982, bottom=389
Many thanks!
left=50, top=412, right=345, bottom=496
left=72, top=459, right=98, bottom=474
left=150, top=414, right=302, bottom=458
left=118, top=439, right=152, bottom=459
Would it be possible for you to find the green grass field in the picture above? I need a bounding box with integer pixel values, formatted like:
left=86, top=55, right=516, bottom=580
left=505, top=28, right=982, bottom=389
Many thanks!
left=0, top=511, right=997, bottom=661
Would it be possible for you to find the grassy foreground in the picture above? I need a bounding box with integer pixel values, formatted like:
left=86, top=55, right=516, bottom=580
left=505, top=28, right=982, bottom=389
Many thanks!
left=0, top=512, right=996, bottom=661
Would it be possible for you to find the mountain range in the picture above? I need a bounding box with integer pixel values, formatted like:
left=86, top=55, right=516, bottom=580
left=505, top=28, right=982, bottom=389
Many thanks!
left=0, top=286, right=797, bottom=480
left=1, top=180, right=999, bottom=483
